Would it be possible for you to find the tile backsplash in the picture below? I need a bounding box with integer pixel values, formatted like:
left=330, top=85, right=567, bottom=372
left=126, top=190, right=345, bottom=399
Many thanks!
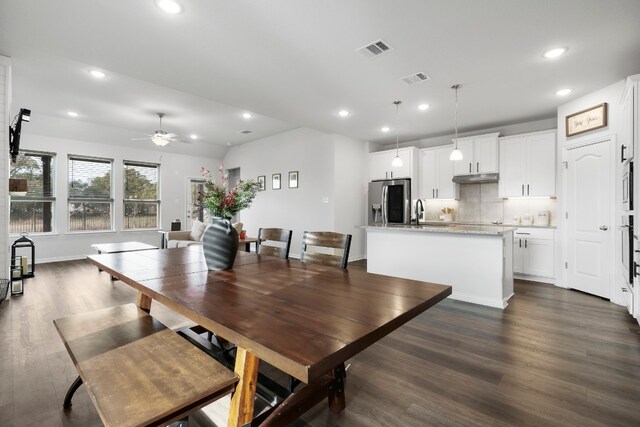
left=421, top=183, right=557, bottom=225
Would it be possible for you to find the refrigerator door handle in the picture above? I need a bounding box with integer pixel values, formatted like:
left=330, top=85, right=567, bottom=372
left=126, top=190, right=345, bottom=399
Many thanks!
left=382, top=185, right=388, bottom=225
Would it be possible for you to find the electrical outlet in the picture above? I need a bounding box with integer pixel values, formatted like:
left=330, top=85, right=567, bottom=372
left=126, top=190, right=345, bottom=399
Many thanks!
left=322, top=197, right=329, bottom=204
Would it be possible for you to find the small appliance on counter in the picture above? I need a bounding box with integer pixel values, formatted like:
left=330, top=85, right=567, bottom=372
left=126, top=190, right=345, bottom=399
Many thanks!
left=521, top=214, right=534, bottom=226
left=536, top=211, right=550, bottom=226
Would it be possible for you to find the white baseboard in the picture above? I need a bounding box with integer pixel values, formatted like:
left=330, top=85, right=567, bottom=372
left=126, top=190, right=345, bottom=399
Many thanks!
left=448, top=291, right=511, bottom=309
left=514, top=274, right=555, bottom=285
left=40, top=255, right=87, bottom=264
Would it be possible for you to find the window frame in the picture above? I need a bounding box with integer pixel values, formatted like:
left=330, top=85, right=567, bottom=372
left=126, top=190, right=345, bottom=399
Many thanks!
left=9, top=150, right=56, bottom=235
left=123, top=160, right=161, bottom=231
left=67, top=155, right=114, bottom=233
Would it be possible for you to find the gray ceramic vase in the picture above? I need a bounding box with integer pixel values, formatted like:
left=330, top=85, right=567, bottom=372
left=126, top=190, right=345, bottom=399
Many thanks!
left=202, top=217, right=239, bottom=270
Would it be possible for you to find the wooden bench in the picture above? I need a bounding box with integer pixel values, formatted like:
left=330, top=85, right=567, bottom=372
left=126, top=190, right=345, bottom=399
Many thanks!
left=54, top=304, right=238, bottom=427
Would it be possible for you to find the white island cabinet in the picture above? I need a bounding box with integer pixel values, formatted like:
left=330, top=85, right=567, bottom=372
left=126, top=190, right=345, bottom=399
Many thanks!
left=364, top=225, right=514, bottom=309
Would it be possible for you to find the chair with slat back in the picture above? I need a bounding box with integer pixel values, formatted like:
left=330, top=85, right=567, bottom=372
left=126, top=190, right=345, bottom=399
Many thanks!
left=257, top=228, right=293, bottom=259
left=300, top=231, right=352, bottom=269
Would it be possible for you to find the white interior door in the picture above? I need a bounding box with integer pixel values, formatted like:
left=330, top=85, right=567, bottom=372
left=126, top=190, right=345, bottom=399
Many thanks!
left=565, top=140, right=612, bottom=298
left=186, top=178, right=208, bottom=229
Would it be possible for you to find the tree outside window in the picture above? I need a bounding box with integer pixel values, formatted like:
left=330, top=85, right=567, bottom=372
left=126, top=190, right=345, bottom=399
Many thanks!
left=68, top=156, right=113, bottom=231
left=10, top=151, right=55, bottom=234
left=124, top=161, right=160, bottom=229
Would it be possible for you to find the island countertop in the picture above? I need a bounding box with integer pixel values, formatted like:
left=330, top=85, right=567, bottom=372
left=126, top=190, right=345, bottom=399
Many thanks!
left=359, top=223, right=516, bottom=236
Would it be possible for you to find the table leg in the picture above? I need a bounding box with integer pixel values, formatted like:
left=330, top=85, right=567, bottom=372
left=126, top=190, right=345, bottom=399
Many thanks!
left=136, top=292, right=152, bottom=313
left=327, top=363, right=346, bottom=413
left=245, top=242, right=250, bottom=252
left=227, top=347, right=259, bottom=427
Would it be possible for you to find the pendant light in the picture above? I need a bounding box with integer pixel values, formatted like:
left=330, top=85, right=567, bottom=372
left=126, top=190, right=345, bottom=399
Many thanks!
left=449, top=84, right=463, bottom=161
left=391, top=100, right=403, bottom=168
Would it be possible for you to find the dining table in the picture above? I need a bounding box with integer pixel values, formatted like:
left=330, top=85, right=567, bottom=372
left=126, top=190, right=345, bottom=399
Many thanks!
left=87, top=245, right=452, bottom=426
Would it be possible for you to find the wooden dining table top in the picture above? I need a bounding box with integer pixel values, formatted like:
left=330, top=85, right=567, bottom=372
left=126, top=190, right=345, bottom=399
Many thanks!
left=87, top=246, right=452, bottom=384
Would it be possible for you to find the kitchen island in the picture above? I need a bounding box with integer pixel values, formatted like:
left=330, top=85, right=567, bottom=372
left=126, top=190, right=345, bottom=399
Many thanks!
left=363, top=224, right=515, bottom=308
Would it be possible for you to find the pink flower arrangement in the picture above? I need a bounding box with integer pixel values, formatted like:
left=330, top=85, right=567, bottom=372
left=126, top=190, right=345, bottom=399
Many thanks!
left=198, top=163, right=260, bottom=219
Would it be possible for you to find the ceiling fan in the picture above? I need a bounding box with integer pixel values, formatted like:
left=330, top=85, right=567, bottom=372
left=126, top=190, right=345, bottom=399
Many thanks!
left=131, top=112, right=182, bottom=146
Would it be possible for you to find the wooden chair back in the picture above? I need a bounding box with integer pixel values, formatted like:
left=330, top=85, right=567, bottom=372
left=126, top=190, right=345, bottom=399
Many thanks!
left=257, top=228, right=293, bottom=259
left=300, top=231, right=352, bottom=269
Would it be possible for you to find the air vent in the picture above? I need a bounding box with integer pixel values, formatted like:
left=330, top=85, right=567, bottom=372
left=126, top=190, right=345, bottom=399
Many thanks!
left=240, top=130, right=253, bottom=134
left=401, top=72, right=430, bottom=85
left=356, top=39, right=393, bottom=58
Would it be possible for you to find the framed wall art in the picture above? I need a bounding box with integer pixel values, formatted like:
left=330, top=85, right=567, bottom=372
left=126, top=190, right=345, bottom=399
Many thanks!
left=565, top=103, right=608, bottom=137
left=272, top=173, right=281, bottom=190
left=257, top=175, right=266, bottom=191
left=288, top=171, right=298, bottom=188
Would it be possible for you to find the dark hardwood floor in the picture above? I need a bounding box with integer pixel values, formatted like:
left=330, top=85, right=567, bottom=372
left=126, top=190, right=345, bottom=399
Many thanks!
left=1, top=259, right=639, bottom=426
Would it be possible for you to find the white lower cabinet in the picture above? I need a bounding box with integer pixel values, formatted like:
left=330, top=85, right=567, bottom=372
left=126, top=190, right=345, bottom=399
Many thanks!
left=513, top=228, right=554, bottom=282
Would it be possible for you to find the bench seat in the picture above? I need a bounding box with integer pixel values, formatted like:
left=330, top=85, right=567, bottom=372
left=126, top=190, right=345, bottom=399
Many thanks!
left=54, top=303, right=238, bottom=427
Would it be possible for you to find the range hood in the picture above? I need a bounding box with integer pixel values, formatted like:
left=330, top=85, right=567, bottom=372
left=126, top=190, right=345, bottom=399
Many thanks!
left=452, top=173, right=499, bottom=184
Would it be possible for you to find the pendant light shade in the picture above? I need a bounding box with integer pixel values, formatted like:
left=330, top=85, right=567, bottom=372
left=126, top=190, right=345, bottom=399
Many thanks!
left=449, top=147, right=463, bottom=161
left=450, top=84, right=463, bottom=161
left=391, top=100, right=403, bottom=168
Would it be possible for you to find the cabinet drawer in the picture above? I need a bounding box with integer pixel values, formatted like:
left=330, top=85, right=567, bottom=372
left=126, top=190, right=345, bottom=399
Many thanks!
left=514, top=228, right=554, bottom=240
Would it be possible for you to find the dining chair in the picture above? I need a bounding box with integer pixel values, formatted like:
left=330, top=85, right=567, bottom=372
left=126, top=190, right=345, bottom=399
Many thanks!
left=300, top=231, right=352, bottom=269
left=257, top=228, right=293, bottom=259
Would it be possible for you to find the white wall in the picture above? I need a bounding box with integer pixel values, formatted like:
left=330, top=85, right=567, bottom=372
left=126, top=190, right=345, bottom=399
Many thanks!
left=1, top=56, right=10, bottom=278
left=556, top=79, right=625, bottom=304
left=16, top=133, right=220, bottom=262
left=223, top=128, right=367, bottom=260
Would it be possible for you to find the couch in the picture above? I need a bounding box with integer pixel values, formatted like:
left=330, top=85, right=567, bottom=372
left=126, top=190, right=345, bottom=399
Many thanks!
left=165, top=220, right=243, bottom=248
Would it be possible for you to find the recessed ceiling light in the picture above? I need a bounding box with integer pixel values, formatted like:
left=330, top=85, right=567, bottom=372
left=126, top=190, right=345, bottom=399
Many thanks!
left=381, top=126, right=390, bottom=133
left=190, top=134, right=198, bottom=140
left=543, top=47, right=568, bottom=59
left=418, top=104, right=430, bottom=111
left=555, top=88, right=573, bottom=96
left=155, top=0, right=182, bottom=14
left=89, top=70, right=106, bottom=79
left=338, top=110, right=350, bottom=117
left=242, top=112, right=252, bottom=119
left=67, top=111, right=79, bottom=117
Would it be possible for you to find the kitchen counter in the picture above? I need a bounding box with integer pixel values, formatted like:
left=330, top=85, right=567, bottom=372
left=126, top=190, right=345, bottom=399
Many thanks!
left=361, top=223, right=515, bottom=235
left=453, top=221, right=557, bottom=229
left=364, top=224, right=514, bottom=309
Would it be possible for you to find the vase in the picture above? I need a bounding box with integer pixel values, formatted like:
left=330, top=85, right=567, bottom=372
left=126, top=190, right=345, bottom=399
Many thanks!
left=202, top=217, right=239, bottom=270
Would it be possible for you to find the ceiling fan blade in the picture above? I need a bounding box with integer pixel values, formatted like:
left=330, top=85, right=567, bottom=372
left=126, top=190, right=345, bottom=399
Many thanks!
left=130, top=137, right=151, bottom=141
left=164, top=133, right=178, bottom=139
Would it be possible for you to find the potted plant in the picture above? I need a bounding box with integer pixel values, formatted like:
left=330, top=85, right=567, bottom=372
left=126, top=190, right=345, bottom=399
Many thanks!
left=198, top=163, right=260, bottom=270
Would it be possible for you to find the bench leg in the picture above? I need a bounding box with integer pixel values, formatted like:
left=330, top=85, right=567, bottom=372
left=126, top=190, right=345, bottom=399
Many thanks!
left=63, top=376, right=83, bottom=409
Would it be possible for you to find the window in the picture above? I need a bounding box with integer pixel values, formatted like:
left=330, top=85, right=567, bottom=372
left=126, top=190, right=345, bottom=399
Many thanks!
left=123, top=161, right=160, bottom=229
left=68, top=156, right=113, bottom=231
left=10, top=151, right=56, bottom=234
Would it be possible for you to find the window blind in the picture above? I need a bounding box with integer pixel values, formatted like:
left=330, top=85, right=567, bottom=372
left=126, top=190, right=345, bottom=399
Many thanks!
left=68, top=156, right=113, bottom=200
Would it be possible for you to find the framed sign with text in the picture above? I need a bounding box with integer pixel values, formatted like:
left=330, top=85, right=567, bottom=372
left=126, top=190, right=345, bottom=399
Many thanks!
left=565, top=103, right=608, bottom=137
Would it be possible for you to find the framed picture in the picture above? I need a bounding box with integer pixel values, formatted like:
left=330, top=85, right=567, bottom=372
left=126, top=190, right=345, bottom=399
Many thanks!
left=257, top=175, right=266, bottom=191
left=288, top=171, right=298, bottom=188
left=272, top=173, right=281, bottom=190
left=565, top=103, right=608, bottom=137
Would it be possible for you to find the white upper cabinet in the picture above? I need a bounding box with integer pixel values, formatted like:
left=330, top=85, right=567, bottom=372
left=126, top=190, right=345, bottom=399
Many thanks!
left=420, top=146, right=459, bottom=200
left=498, top=130, right=556, bottom=198
left=369, top=147, right=417, bottom=181
left=621, top=75, right=639, bottom=164
left=452, top=133, right=500, bottom=176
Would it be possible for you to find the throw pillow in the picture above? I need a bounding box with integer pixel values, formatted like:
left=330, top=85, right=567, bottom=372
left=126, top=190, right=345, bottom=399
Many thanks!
left=190, top=220, right=207, bottom=242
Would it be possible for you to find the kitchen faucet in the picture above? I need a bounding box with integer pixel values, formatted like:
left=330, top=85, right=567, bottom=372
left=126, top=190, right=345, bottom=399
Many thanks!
left=414, top=199, right=424, bottom=225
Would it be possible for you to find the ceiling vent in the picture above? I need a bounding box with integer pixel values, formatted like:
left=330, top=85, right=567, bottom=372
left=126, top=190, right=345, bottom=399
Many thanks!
left=356, top=39, right=393, bottom=58
left=401, top=72, right=430, bottom=85
left=240, top=130, right=253, bottom=134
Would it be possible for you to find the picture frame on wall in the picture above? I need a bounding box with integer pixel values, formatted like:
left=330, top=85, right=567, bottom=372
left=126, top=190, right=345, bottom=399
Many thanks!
left=272, top=173, right=281, bottom=190
left=288, top=171, right=298, bottom=188
left=565, top=103, right=608, bottom=137
left=257, top=175, right=266, bottom=191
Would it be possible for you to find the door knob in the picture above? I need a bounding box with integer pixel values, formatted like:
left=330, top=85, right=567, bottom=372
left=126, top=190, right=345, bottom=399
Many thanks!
left=599, top=225, right=608, bottom=231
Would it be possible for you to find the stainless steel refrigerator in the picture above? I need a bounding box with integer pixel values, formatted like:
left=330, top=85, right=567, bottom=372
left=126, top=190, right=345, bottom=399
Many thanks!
left=368, top=179, right=411, bottom=225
